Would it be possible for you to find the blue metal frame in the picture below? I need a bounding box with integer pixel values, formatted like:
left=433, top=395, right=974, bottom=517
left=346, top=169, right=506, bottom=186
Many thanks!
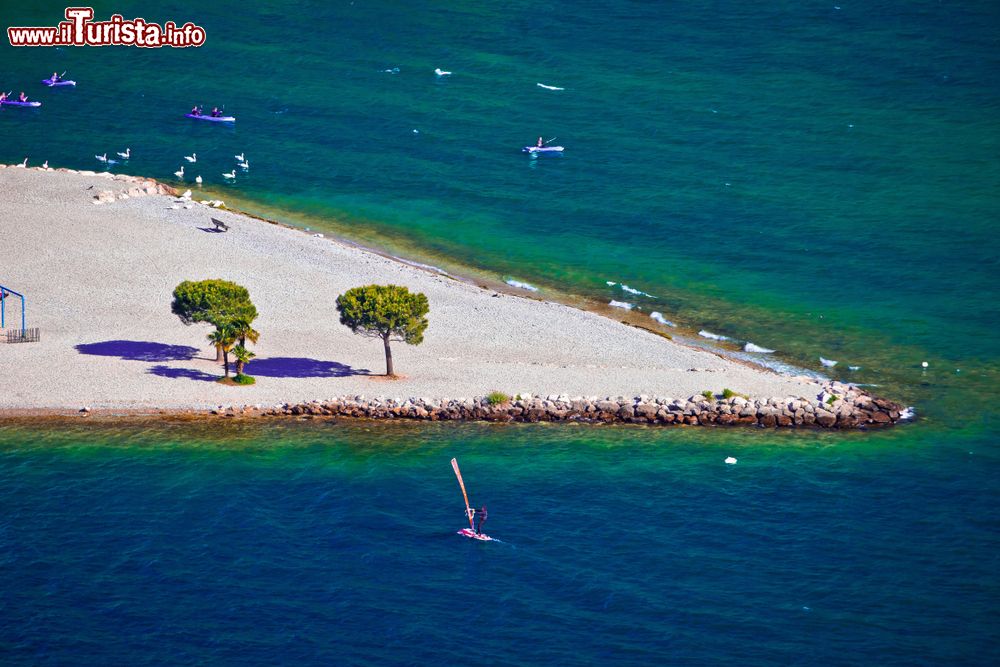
left=0, top=284, right=26, bottom=331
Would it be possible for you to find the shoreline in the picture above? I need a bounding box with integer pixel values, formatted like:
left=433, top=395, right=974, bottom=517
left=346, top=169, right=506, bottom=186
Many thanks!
left=0, top=165, right=907, bottom=428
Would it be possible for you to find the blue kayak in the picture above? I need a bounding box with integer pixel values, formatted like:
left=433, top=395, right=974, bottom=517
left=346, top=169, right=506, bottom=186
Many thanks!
left=185, top=113, right=235, bottom=123
left=42, top=78, right=76, bottom=87
left=1, top=100, right=41, bottom=107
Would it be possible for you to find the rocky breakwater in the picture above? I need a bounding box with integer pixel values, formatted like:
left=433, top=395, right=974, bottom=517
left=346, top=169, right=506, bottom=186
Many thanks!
left=215, top=382, right=909, bottom=429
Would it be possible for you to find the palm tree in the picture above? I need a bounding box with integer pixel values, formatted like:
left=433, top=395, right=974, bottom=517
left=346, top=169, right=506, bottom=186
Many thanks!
left=207, top=325, right=236, bottom=377
left=229, top=317, right=259, bottom=349
left=232, top=345, right=256, bottom=377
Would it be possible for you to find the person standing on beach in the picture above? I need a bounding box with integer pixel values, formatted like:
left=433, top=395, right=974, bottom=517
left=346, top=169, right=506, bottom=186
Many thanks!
left=475, top=504, right=488, bottom=535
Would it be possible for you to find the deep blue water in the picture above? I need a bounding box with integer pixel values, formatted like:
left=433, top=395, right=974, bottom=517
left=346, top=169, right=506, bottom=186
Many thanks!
left=1, top=421, right=998, bottom=665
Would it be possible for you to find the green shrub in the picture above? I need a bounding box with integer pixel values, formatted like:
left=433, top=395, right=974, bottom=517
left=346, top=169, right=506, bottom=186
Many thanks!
left=826, top=394, right=838, bottom=405
left=721, top=388, right=748, bottom=400
left=701, top=390, right=715, bottom=401
left=233, top=374, right=256, bottom=385
left=487, top=391, right=511, bottom=405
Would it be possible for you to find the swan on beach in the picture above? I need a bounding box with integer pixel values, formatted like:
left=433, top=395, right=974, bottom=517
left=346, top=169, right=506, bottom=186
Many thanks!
left=42, top=160, right=48, bottom=169
left=195, top=175, right=203, bottom=184
left=181, top=189, right=192, bottom=199
left=117, top=148, right=130, bottom=159
left=17, top=158, right=27, bottom=168
left=95, top=153, right=108, bottom=162
left=174, top=166, right=184, bottom=179
left=820, top=357, right=837, bottom=368
left=234, top=153, right=245, bottom=162
left=184, top=153, right=197, bottom=163
left=222, top=170, right=236, bottom=179
left=434, top=68, right=452, bottom=76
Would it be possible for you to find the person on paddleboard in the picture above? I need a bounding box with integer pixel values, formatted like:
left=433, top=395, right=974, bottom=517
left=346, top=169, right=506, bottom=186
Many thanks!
left=474, top=504, right=488, bottom=535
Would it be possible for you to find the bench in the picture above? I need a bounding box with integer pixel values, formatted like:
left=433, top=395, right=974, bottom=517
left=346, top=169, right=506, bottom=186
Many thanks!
left=210, top=218, right=230, bottom=232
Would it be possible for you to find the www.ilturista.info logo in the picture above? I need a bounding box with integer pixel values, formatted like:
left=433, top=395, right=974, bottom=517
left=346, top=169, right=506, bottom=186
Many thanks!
left=7, top=7, right=206, bottom=48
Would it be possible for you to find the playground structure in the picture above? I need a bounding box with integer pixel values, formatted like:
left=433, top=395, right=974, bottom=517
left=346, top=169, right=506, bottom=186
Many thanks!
left=1, top=284, right=39, bottom=343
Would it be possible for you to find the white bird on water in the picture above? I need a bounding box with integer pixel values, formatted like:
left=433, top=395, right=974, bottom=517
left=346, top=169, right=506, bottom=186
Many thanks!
left=95, top=153, right=108, bottom=162
left=117, top=148, right=131, bottom=159
left=222, top=170, right=236, bottom=180
left=174, top=166, right=184, bottom=179
left=238, top=160, right=249, bottom=170
left=234, top=153, right=245, bottom=162
left=725, top=457, right=738, bottom=465
left=195, top=175, right=203, bottom=184
left=434, top=68, right=452, bottom=76
left=184, top=153, right=197, bottom=163
left=820, top=357, right=837, bottom=368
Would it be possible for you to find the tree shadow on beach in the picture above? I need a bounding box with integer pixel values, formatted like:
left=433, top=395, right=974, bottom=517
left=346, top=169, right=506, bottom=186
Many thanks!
left=244, top=357, right=370, bottom=378
left=148, top=365, right=219, bottom=382
left=75, top=340, right=198, bottom=362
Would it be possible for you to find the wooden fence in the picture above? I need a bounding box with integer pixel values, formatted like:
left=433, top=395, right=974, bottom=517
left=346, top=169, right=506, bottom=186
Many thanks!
left=5, top=328, right=40, bottom=344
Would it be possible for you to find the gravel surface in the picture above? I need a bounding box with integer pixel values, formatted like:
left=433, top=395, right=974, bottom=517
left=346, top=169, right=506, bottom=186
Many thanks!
left=0, top=167, right=825, bottom=411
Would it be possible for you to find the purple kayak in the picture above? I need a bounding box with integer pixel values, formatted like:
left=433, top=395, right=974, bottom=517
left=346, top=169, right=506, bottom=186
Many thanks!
left=185, top=113, right=235, bottom=123
left=1, top=100, right=41, bottom=107
left=42, top=78, right=76, bottom=87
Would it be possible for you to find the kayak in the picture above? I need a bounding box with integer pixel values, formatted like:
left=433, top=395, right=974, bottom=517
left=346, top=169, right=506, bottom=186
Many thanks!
left=522, top=145, right=564, bottom=154
left=185, top=113, right=235, bottom=123
left=42, top=78, right=76, bottom=87
left=0, top=100, right=41, bottom=107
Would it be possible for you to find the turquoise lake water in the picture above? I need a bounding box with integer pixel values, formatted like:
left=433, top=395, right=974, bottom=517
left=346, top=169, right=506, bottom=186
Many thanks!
left=1, top=1, right=998, bottom=663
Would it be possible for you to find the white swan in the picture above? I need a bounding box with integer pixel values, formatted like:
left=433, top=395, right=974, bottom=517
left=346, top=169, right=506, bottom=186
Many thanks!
left=181, top=189, right=192, bottom=199
left=238, top=160, right=249, bottom=169
left=174, top=166, right=184, bottom=179
left=195, top=175, right=203, bottom=184
left=234, top=153, right=245, bottom=162
left=16, top=158, right=27, bottom=168
left=222, top=170, right=236, bottom=179
left=820, top=357, right=837, bottom=368
left=42, top=160, right=48, bottom=169
left=95, top=153, right=108, bottom=162
left=184, top=153, right=197, bottom=163
left=434, top=68, right=452, bottom=76
left=725, top=457, right=738, bottom=465
left=117, top=148, right=130, bottom=159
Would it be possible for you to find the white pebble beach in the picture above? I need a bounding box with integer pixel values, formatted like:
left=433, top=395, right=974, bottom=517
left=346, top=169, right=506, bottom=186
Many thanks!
left=0, top=167, right=825, bottom=413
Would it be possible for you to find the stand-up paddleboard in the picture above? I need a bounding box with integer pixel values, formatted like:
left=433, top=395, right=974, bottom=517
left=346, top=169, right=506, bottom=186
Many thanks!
left=451, top=458, right=492, bottom=541
left=185, top=113, right=236, bottom=123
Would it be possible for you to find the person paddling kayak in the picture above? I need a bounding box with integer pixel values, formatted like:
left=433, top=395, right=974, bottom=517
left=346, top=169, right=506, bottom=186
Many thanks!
left=191, top=105, right=202, bottom=116
left=536, top=136, right=545, bottom=148
left=18, top=92, right=28, bottom=102
left=211, top=107, right=221, bottom=117
left=0, top=92, right=7, bottom=102
left=50, top=72, right=60, bottom=83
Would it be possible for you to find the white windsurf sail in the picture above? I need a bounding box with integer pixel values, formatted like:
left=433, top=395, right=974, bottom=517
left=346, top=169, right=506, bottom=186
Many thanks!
left=451, top=458, right=474, bottom=529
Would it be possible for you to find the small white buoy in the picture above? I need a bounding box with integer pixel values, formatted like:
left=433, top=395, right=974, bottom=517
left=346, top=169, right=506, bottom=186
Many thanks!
left=725, top=456, right=737, bottom=465
left=921, top=361, right=928, bottom=368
